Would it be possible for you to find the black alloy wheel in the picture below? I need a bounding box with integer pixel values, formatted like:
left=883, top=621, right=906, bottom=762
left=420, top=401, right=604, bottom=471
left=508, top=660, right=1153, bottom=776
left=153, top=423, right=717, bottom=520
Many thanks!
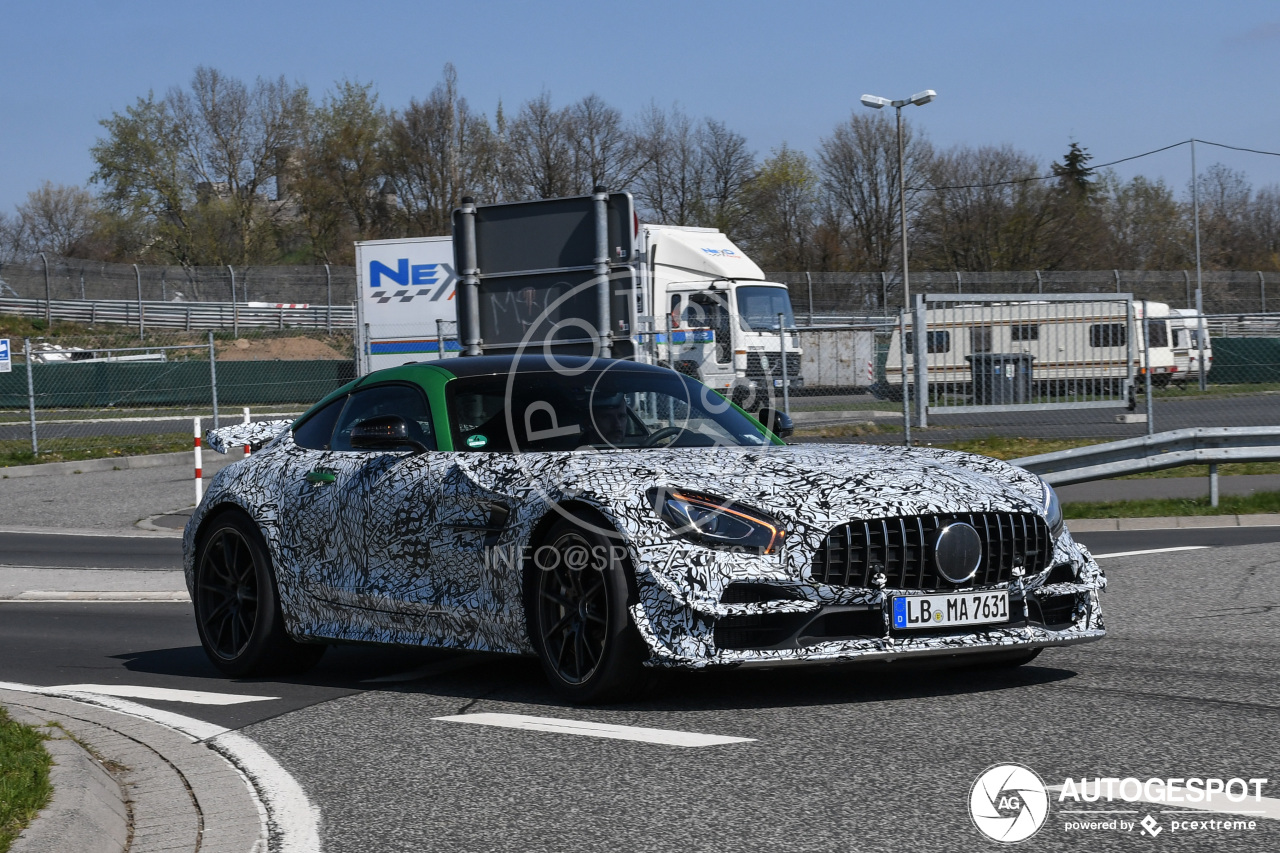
left=198, top=524, right=259, bottom=662
left=194, top=510, right=325, bottom=677
left=527, top=515, right=651, bottom=703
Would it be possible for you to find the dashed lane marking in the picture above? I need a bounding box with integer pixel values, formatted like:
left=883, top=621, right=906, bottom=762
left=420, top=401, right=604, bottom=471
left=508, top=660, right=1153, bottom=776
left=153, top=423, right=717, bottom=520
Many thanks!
left=434, top=712, right=755, bottom=747
left=1092, top=546, right=1210, bottom=560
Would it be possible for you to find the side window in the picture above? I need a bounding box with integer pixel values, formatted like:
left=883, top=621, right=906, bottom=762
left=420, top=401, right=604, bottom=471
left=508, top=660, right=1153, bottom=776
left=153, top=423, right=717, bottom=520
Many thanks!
left=1145, top=319, right=1169, bottom=349
left=1011, top=324, right=1039, bottom=342
left=292, top=397, right=346, bottom=450
left=1089, top=323, right=1127, bottom=348
left=905, top=331, right=951, bottom=354
left=970, top=327, right=993, bottom=353
left=332, top=384, right=436, bottom=452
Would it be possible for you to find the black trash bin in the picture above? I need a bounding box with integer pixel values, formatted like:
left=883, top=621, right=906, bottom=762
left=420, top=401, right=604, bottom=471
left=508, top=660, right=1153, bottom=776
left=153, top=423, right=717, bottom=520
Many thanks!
left=966, top=353, right=1035, bottom=405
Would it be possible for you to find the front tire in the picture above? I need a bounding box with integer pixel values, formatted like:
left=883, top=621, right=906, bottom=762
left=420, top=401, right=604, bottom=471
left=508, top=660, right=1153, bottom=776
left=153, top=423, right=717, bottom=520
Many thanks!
left=193, top=510, right=325, bottom=677
left=525, top=515, right=650, bottom=704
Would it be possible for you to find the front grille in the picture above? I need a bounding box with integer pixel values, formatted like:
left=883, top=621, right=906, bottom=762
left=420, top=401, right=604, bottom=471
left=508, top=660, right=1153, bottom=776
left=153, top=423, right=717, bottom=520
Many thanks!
left=745, top=352, right=802, bottom=378
left=811, top=513, right=1053, bottom=590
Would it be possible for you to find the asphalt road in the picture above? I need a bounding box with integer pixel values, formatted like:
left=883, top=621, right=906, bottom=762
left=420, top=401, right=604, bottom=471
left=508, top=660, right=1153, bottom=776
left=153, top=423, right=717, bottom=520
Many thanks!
left=2, top=528, right=1279, bottom=851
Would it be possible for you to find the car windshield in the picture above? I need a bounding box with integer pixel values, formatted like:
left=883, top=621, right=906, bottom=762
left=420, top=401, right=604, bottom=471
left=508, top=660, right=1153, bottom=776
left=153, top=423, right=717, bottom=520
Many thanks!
left=449, top=368, right=774, bottom=452
left=736, top=285, right=796, bottom=331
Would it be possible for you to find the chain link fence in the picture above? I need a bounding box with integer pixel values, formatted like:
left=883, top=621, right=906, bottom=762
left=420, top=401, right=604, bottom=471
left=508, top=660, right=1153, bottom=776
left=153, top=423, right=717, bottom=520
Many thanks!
left=0, top=328, right=355, bottom=465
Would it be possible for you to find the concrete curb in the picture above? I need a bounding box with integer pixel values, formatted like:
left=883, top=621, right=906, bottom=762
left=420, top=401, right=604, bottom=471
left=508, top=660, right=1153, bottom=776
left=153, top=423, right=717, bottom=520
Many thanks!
left=0, top=689, right=266, bottom=853
left=1067, top=513, right=1280, bottom=531
left=6, top=705, right=128, bottom=853
left=0, top=448, right=245, bottom=480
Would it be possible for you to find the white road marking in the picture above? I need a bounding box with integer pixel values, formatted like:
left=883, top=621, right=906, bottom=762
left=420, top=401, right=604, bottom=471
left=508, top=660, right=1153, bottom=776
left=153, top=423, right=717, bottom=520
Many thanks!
left=435, top=712, right=755, bottom=747
left=1048, top=782, right=1280, bottom=821
left=2, top=591, right=190, bottom=602
left=1092, top=546, right=1209, bottom=560
left=53, top=684, right=277, bottom=706
left=0, top=680, right=320, bottom=852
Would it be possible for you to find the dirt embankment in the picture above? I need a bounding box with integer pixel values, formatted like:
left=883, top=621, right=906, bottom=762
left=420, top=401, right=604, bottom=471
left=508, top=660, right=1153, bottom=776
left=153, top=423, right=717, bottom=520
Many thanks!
left=215, top=336, right=350, bottom=360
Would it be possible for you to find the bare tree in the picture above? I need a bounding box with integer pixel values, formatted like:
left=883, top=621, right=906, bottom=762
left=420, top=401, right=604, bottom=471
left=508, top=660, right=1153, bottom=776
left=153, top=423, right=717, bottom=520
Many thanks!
left=818, top=111, right=933, bottom=271
left=383, top=64, right=500, bottom=235
left=567, top=94, right=645, bottom=193
left=13, top=182, right=101, bottom=257
left=1097, top=174, right=1189, bottom=269
left=700, top=119, right=755, bottom=238
left=634, top=104, right=704, bottom=224
left=502, top=93, right=576, bottom=199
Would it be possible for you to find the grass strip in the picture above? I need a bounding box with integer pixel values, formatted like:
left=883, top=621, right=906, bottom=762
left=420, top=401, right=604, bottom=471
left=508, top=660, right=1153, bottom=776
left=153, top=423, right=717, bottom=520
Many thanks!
left=0, top=707, right=53, bottom=853
left=1064, top=490, right=1280, bottom=519
left=0, top=433, right=190, bottom=468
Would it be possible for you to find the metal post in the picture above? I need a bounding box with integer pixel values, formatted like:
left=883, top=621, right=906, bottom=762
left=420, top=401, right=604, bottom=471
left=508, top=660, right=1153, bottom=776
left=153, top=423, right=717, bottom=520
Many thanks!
left=881, top=272, right=888, bottom=312
left=897, top=106, right=910, bottom=313
left=39, top=252, right=50, bottom=327
left=1142, top=301, right=1154, bottom=436
left=161, top=270, right=167, bottom=302
left=1260, top=271, right=1267, bottom=314
left=913, top=294, right=928, bottom=429
left=24, top=338, right=37, bottom=454
left=956, top=271, right=962, bottom=294
left=1195, top=287, right=1208, bottom=392
left=899, top=311, right=911, bottom=447
left=778, top=312, right=790, bottom=415
left=324, top=263, right=332, bottom=335
left=1192, top=139, right=1205, bottom=351
left=1184, top=270, right=1191, bottom=308
left=805, top=271, right=813, bottom=325
left=228, top=265, right=238, bottom=338
left=208, top=330, right=220, bottom=428
left=1113, top=269, right=1121, bottom=294
left=436, top=318, right=445, bottom=360
left=665, top=312, right=674, bottom=370
left=1035, top=269, right=1043, bottom=294
left=80, top=271, right=85, bottom=301
left=193, top=418, right=203, bottom=504
left=458, top=197, right=483, bottom=356
left=134, top=263, right=144, bottom=341
left=592, top=186, right=612, bottom=358
left=1209, top=463, right=1219, bottom=508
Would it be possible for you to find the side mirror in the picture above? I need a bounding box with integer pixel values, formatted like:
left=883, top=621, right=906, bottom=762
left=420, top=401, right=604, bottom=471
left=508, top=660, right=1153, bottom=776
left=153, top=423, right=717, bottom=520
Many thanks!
left=757, top=406, right=794, bottom=439
left=350, top=415, right=428, bottom=453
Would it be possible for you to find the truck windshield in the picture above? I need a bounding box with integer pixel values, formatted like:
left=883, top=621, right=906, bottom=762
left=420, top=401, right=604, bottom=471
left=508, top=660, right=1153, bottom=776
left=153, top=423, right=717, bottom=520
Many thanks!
left=736, top=286, right=796, bottom=331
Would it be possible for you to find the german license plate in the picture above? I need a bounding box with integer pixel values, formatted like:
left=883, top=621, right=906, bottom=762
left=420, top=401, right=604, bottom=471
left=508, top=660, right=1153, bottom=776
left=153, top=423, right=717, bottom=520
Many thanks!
left=892, top=591, right=1009, bottom=630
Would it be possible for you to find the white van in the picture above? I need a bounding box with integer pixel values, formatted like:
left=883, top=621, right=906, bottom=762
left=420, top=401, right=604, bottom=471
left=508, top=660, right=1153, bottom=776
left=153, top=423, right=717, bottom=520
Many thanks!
left=1169, top=307, right=1213, bottom=383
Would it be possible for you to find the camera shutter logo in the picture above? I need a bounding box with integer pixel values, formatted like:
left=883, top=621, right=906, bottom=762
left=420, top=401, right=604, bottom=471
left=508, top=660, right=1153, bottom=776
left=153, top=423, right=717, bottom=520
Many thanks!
left=969, top=763, right=1049, bottom=843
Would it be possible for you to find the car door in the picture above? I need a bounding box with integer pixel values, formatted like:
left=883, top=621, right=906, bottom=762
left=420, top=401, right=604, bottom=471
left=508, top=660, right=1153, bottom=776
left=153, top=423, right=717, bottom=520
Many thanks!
left=274, top=394, right=360, bottom=600
left=323, top=382, right=454, bottom=611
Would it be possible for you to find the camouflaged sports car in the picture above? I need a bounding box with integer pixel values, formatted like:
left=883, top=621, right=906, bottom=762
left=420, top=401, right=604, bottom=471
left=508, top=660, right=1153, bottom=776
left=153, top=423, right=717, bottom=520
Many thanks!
left=185, top=354, right=1105, bottom=703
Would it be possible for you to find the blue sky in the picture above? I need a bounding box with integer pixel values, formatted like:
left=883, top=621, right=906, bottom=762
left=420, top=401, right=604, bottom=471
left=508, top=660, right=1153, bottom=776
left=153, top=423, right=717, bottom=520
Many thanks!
left=2, top=0, right=1279, bottom=213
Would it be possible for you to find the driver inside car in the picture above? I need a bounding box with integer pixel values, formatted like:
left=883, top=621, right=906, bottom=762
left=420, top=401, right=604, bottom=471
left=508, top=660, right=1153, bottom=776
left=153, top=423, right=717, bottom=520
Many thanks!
left=580, top=392, right=631, bottom=447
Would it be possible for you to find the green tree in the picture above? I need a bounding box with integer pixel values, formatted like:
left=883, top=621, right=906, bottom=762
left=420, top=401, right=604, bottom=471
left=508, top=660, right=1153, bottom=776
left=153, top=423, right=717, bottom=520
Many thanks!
left=740, top=144, right=819, bottom=269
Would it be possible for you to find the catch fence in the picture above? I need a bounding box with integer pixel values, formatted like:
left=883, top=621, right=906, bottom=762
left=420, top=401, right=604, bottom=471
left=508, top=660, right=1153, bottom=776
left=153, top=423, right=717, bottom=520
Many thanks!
left=0, top=328, right=355, bottom=464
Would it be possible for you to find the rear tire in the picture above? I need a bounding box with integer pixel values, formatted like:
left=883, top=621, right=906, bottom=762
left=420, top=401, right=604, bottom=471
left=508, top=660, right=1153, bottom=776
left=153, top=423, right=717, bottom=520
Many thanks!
left=525, top=515, right=651, bottom=704
left=193, top=510, right=325, bottom=677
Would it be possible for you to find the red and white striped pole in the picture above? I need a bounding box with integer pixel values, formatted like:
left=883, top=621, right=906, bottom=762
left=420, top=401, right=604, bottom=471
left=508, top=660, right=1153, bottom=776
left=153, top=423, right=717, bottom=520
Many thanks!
left=242, top=407, right=251, bottom=456
left=194, top=417, right=203, bottom=504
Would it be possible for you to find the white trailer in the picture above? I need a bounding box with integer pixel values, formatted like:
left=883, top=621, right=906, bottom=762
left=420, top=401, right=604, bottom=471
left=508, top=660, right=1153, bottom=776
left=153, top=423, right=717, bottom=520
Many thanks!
left=881, top=298, right=1180, bottom=400
left=1170, top=307, right=1213, bottom=382
left=354, top=236, right=458, bottom=375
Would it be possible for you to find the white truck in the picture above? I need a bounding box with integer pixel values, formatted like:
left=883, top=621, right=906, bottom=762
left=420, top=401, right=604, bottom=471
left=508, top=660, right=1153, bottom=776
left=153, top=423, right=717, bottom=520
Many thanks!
left=451, top=192, right=802, bottom=404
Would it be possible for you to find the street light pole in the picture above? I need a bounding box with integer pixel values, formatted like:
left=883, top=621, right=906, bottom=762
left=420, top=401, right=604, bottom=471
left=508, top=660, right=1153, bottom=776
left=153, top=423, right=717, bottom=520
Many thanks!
left=861, top=89, right=936, bottom=432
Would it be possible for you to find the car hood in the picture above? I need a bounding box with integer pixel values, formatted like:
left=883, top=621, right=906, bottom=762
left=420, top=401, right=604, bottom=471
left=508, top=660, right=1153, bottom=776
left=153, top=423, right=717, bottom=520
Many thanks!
left=455, top=443, right=1045, bottom=532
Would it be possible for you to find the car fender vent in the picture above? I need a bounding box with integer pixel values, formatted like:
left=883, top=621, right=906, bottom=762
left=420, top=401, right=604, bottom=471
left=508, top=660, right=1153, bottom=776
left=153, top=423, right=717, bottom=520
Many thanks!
left=720, top=582, right=802, bottom=605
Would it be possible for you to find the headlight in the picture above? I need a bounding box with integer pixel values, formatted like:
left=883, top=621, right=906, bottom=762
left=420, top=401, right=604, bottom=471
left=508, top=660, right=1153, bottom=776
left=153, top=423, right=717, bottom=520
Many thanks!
left=649, top=488, right=785, bottom=554
left=1042, top=480, right=1065, bottom=540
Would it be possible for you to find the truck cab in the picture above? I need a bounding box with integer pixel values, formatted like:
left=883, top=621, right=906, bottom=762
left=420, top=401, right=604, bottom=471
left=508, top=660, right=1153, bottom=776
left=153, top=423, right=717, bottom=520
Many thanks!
left=641, top=225, right=801, bottom=405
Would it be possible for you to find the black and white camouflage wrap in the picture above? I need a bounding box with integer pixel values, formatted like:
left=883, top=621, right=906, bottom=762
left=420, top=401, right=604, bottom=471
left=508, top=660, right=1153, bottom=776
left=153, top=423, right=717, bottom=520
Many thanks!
left=185, top=430, right=1105, bottom=668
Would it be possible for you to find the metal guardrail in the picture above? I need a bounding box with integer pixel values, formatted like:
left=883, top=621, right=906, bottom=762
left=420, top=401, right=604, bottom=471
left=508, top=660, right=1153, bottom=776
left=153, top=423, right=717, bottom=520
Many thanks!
left=0, top=297, right=356, bottom=332
left=1011, top=426, right=1280, bottom=493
